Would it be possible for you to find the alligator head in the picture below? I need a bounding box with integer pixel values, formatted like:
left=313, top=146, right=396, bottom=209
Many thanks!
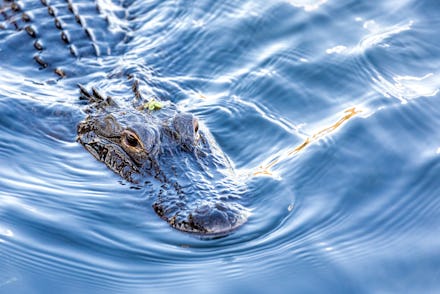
left=76, top=84, right=248, bottom=236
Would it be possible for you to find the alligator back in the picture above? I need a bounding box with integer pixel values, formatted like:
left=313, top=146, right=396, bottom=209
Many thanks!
left=1, top=0, right=249, bottom=237
left=1, top=0, right=128, bottom=78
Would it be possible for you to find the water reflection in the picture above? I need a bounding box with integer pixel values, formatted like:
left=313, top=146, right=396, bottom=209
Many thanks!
left=1, top=0, right=440, bottom=293
left=254, top=107, right=361, bottom=176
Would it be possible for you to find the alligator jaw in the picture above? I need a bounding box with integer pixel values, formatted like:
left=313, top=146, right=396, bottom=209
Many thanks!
left=153, top=201, right=249, bottom=237
left=77, top=122, right=141, bottom=183
left=76, top=85, right=249, bottom=237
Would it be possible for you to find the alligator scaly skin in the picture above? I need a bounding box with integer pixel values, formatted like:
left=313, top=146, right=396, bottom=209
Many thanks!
left=0, top=0, right=249, bottom=237
left=0, top=0, right=128, bottom=77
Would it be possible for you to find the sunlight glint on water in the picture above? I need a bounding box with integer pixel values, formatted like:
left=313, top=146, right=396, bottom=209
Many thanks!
left=1, top=0, right=440, bottom=293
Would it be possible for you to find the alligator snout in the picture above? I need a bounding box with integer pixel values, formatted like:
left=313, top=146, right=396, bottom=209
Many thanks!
left=188, top=202, right=248, bottom=236
left=77, top=85, right=248, bottom=237
left=154, top=200, right=249, bottom=237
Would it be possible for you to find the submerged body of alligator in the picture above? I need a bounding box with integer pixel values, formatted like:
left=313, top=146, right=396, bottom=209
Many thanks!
left=0, top=0, right=248, bottom=236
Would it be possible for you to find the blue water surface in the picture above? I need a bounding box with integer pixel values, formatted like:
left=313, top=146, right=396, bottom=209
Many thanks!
left=1, top=0, right=440, bottom=293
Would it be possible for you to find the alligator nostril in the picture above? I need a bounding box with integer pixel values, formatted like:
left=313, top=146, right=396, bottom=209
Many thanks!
left=190, top=207, right=230, bottom=234
left=194, top=204, right=210, bottom=215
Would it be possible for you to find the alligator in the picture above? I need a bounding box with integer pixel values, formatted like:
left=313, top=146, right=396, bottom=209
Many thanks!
left=0, top=0, right=249, bottom=236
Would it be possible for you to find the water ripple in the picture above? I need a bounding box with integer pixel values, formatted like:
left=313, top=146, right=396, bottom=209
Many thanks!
left=1, top=0, right=440, bottom=292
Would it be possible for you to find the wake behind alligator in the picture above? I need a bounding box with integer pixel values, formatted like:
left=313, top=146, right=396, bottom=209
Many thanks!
left=1, top=0, right=249, bottom=236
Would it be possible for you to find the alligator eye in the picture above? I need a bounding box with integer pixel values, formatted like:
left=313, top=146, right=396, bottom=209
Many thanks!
left=193, top=119, right=199, bottom=133
left=123, top=131, right=140, bottom=148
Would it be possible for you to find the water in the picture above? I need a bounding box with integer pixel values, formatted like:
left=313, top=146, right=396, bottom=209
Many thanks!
left=1, top=0, right=440, bottom=293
